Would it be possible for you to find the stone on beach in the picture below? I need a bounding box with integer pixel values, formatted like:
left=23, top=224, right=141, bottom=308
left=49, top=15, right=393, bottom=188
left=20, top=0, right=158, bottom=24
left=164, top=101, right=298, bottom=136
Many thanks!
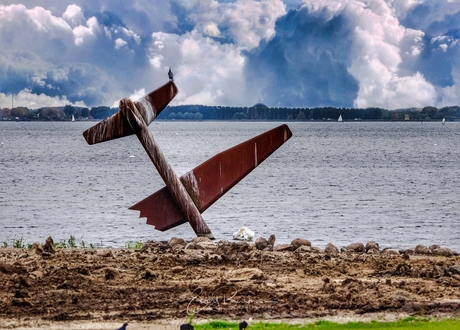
left=342, top=242, right=365, bottom=253
left=254, top=237, right=268, bottom=250
left=167, top=237, right=187, bottom=248
left=365, top=240, right=379, bottom=252
left=437, top=248, right=457, bottom=257
left=291, top=238, right=311, bottom=248
left=325, top=243, right=339, bottom=255
left=415, top=244, right=432, bottom=255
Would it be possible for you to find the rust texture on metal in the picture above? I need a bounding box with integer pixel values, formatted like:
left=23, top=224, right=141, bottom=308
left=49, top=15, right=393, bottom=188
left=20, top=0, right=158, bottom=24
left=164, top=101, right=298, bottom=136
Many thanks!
left=83, top=76, right=292, bottom=238
left=82, top=81, right=177, bottom=145
left=119, top=99, right=214, bottom=238
left=129, top=124, right=292, bottom=231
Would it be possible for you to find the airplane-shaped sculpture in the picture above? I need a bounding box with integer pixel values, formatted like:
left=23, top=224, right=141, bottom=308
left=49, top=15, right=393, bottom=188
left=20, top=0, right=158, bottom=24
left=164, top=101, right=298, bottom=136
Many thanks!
left=83, top=73, right=292, bottom=239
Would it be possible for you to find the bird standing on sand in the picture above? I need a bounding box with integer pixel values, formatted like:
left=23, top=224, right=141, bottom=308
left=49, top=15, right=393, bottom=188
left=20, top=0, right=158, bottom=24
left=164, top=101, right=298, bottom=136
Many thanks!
left=116, top=323, right=128, bottom=330
left=168, top=68, right=174, bottom=81
left=239, top=320, right=248, bottom=330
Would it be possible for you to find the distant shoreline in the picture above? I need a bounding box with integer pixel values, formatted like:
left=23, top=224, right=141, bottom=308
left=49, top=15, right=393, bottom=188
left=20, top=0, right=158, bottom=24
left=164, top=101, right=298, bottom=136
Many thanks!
left=2, top=103, right=459, bottom=121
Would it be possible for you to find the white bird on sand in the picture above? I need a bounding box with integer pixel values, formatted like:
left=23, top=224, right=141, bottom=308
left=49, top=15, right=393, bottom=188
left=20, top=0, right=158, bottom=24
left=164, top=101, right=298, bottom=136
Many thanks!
left=232, top=227, right=255, bottom=241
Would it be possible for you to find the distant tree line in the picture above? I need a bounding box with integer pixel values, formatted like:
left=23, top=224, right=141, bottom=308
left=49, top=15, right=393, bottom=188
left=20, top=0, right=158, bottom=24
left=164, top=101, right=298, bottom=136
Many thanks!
left=0, top=105, right=115, bottom=121
left=157, top=104, right=460, bottom=121
left=1, top=103, right=460, bottom=121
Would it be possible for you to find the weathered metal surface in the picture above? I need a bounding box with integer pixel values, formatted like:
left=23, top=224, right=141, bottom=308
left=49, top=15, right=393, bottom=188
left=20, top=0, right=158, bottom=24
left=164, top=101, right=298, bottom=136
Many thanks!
left=129, top=124, right=292, bottom=231
left=119, top=98, right=214, bottom=238
left=82, top=81, right=177, bottom=145
left=83, top=76, right=292, bottom=239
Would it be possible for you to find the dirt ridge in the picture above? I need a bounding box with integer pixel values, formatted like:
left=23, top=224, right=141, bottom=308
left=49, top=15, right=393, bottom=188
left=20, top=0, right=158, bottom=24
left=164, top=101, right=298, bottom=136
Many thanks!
left=1, top=237, right=459, bottom=327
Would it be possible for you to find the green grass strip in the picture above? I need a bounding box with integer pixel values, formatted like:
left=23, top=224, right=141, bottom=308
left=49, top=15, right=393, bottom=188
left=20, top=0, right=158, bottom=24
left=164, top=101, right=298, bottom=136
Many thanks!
left=194, top=317, right=460, bottom=330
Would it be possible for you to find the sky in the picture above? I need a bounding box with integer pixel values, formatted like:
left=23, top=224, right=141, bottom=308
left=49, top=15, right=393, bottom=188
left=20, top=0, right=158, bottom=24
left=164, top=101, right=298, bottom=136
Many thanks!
left=0, top=0, right=460, bottom=110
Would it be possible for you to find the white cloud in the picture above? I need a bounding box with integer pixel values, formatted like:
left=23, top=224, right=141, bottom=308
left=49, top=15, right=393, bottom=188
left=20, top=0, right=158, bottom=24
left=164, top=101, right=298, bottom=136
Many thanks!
left=392, top=0, right=418, bottom=19
left=183, top=0, right=286, bottom=49
left=203, top=22, right=221, bottom=37
left=300, top=0, right=437, bottom=109
left=73, top=23, right=96, bottom=46
left=0, top=89, right=87, bottom=108
left=147, top=30, right=250, bottom=106
left=114, top=38, right=128, bottom=49
left=62, top=4, right=85, bottom=26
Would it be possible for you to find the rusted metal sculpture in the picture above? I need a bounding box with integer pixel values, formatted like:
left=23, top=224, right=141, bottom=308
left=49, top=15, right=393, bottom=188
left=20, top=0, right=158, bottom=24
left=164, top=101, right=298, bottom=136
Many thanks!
left=83, top=74, right=292, bottom=238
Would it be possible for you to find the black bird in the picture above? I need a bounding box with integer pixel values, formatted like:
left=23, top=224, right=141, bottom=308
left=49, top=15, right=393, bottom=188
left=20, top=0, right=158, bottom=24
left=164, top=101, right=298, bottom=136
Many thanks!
left=116, top=323, right=128, bottom=330
left=239, top=320, right=248, bottom=330
left=180, top=324, right=194, bottom=330
left=168, top=68, right=174, bottom=80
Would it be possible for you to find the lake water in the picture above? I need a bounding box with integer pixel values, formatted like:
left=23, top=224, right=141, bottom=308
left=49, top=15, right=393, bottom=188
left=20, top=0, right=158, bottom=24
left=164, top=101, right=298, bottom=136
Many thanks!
left=1, top=121, right=459, bottom=251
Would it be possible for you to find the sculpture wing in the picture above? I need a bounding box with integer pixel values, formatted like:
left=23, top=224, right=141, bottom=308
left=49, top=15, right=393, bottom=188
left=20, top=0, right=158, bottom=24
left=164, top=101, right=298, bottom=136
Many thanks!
left=82, top=81, right=178, bottom=145
left=130, top=124, right=292, bottom=231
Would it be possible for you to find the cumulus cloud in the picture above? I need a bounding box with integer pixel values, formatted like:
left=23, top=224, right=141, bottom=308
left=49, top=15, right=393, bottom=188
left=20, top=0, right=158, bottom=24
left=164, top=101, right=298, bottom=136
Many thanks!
left=147, top=30, right=249, bottom=105
left=342, top=0, right=437, bottom=108
left=62, top=4, right=85, bottom=26
left=0, top=89, right=86, bottom=108
left=185, top=0, right=286, bottom=49
left=245, top=0, right=445, bottom=108
left=1, top=0, right=460, bottom=110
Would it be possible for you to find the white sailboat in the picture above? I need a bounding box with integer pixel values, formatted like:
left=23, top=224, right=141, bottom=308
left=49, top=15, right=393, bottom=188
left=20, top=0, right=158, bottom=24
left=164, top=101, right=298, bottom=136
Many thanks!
left=72, top=114, right=75, bottom=122
left=442, top=118, right=445, bottom=125
left=338, top=114, right=343, bottom=122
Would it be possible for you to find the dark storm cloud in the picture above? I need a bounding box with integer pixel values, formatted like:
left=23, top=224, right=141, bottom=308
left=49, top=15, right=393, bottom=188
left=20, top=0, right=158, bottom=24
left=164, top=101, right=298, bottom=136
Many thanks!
left=245, top=7, right=359, bottom=107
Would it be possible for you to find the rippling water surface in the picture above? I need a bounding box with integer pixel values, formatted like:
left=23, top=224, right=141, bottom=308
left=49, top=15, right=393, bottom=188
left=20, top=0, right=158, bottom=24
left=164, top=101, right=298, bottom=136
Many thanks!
left=1, top=121, right=459, bottom=250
